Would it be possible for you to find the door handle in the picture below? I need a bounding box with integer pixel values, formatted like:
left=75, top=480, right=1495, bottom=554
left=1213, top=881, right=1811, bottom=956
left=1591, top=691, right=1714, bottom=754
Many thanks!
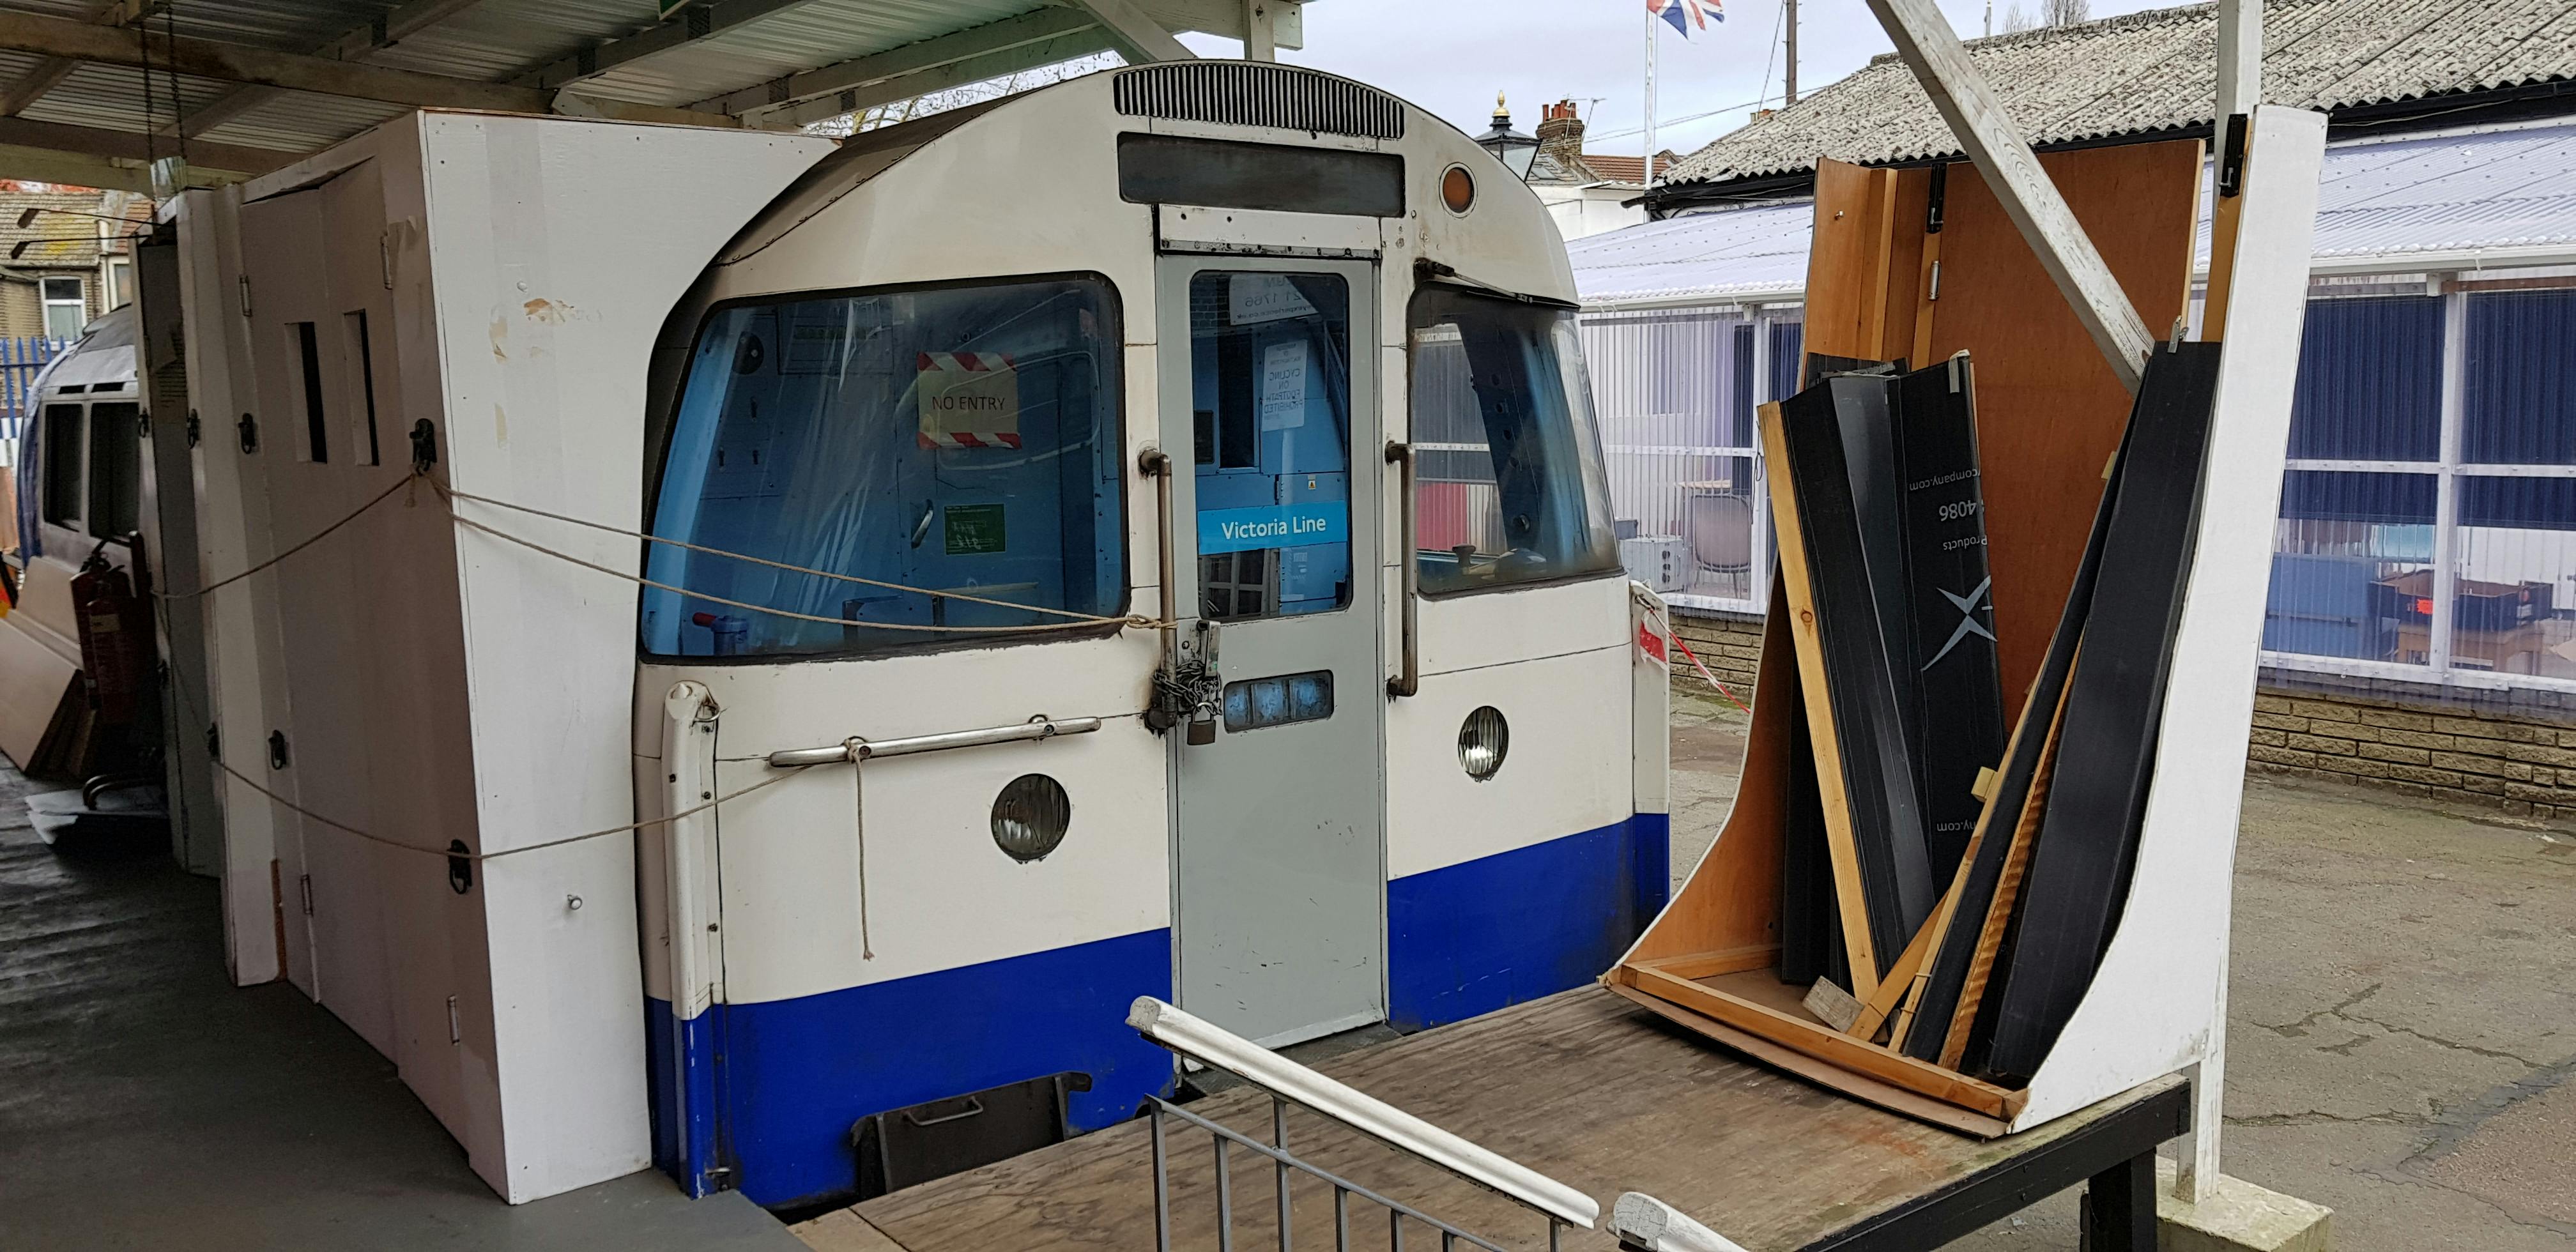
left=1386, top=439, right=1419, bottom=698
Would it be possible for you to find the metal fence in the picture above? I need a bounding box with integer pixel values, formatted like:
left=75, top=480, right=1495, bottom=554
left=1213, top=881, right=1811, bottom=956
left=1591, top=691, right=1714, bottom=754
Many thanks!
left=0, top=335, right=65, bottom=459
left=1579, top=273, right=2576, bottom=694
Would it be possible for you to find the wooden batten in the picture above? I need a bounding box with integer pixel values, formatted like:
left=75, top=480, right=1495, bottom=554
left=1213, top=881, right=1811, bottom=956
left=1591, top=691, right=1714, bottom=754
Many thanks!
left=1608, top=141, right=2205, bottom=1128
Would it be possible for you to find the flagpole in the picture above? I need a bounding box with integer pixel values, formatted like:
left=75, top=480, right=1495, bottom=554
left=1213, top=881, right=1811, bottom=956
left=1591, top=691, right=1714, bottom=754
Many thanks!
left=1643, top=9, right=1658, bottom=189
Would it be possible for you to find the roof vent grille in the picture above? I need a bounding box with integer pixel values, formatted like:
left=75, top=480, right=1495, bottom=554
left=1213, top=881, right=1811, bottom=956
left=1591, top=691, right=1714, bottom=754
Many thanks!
left=1115, top=63, right=1404, bottom=141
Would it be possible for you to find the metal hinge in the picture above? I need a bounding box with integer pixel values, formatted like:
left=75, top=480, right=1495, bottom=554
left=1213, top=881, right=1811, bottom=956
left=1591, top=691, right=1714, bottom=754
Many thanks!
left=447, top=995, right=461, bottom=1044
left=298, top=873, right=314, bottom=916
left=237, top=273, right=251, bottom=318
left=380, top=230, right=395, bottom=289
left=185, top=409, right=201, bottom=448
left=268, top=729, right=289, bottom=770
left=238, top=411, right=259, bottom=455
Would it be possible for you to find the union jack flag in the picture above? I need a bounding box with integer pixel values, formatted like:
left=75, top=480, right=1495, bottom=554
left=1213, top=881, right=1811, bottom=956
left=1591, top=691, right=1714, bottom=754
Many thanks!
left=1648, top=0, right=1722, bottom=35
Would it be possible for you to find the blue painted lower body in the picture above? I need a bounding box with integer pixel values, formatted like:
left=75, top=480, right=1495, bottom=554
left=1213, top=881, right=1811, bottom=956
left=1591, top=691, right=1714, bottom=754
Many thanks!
left=1387, top=814, right=1670, bottom=1032
left=648, top=816, right=1667, bottom=1209
left=649, top=927, right=1175, bottom=1210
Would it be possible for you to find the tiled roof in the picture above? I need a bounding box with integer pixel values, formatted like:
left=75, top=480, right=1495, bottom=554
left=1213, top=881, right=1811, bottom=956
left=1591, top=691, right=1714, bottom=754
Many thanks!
left=1662, top=0, right=2576, bottom=188
left=1575, top=118, right=2576, bottom=305
left=0, top=188, right=109, bottom=268
left=1584, top=154, right=1648, bottom=185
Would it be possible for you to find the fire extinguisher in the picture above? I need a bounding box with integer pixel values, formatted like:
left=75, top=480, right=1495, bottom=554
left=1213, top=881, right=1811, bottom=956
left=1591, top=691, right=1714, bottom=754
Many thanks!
left=71, top=542, right=151, bottom=729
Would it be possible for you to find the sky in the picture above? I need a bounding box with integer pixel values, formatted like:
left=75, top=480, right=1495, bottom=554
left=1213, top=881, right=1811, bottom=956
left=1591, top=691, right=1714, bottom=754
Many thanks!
left=1177, top=0, right=2172, bottom=165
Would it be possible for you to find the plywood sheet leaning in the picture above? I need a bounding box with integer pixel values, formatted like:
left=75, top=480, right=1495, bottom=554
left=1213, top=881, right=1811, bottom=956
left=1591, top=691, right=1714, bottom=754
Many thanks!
left=1924, top=141, right=2202, bottom=700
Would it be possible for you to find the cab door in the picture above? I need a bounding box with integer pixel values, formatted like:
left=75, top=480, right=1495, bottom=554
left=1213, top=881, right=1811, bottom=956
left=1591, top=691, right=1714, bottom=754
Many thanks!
left=1157, top=257, right=1386, bottom=1047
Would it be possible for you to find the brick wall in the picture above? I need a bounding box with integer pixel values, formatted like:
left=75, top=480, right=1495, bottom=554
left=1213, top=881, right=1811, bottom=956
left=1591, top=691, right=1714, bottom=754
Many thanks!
left=1666, top=605, right=2576, bottom=821
left=1664, top=609, right=1764, bottom=700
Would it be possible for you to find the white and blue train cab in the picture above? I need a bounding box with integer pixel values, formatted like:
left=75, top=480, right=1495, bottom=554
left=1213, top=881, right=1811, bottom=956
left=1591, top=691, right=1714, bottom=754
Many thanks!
left=629, top=62, right=1671, bottom=1210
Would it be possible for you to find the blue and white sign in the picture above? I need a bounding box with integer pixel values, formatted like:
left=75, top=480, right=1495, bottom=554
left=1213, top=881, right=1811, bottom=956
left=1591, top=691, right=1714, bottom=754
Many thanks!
left=1199, top=502, right=1348, bottom=554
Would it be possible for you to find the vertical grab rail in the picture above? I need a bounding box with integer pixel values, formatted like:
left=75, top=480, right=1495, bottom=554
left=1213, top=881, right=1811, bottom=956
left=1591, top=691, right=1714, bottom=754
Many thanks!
left=1385, top=440, right=1419, bottom=698
left=1130, top=997, right=1592, bottom=1252
left=1141, top=447, right=1178, bottom=668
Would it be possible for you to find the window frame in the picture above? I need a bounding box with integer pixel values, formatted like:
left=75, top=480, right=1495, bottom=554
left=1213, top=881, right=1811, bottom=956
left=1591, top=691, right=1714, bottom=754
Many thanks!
left=38, top=401, right=84, bottom=532
left=638, top=269, right=1133, bottom=666
left=1403, top=279, right=1625, bottom=602
left=40, top=277, right=83, bottom=341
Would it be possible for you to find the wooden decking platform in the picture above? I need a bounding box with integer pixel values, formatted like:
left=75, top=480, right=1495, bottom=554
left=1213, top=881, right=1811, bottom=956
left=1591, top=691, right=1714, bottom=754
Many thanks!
left=813, top=986, right=2187, bottom=1251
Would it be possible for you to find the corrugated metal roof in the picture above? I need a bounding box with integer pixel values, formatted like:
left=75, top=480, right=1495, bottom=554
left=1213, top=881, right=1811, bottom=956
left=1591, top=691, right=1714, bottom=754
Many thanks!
left=1581, top=119, right=2576, bottom=305
left=1662, top=0, right=2576, bottom=188
left=1568, top=199, right=1813, bottom=305
left=0, top=0, right=1101, bottom=161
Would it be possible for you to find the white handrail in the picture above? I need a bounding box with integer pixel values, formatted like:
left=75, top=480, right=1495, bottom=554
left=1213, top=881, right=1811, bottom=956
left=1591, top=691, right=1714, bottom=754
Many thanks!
left=1125, top=997, right=1600, bottom=1230
left=1609, top=1193, right=1751, bottom=1252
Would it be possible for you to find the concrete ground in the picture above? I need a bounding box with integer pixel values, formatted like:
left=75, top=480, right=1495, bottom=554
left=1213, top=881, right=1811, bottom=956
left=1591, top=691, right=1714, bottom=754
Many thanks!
left=1667, top=687, right=2576, bottom=1249
left=0, top=761, right=804, bottom=1251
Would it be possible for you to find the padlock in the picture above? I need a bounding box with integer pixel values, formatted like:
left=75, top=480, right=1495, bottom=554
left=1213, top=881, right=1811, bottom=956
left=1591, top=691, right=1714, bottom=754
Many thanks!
left=1187, top=701, right=1218, bottom=745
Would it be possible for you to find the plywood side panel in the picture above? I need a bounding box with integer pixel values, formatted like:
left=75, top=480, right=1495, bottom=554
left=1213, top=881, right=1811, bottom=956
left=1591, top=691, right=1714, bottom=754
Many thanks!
left=1925, top=140, right=2202, bottom=703
left=1619, top=584, right=1793, bottom=966
left=1804, top=161, right=1901, bottom=365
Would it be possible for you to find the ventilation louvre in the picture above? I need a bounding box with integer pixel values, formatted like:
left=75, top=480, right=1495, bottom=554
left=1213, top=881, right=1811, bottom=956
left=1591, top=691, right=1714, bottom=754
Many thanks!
left=1114, top=63, right=1404, bottom=141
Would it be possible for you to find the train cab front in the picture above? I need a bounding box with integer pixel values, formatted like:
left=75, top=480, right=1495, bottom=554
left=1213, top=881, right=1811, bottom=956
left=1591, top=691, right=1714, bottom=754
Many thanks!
left=627, top=61, right=1668, bottom=1212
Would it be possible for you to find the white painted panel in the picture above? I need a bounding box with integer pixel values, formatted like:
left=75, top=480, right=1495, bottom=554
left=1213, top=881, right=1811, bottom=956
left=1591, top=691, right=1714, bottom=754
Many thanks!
left=1160, top=204, right=1379, bottom=255
left=413, top=112, right=836, bottom=1203
left=1415, top=574, right=1629, bottom=677
left=2018, top=107, right=2329, bottom=1132
left=172, top=188, right=281, bottom=988
left=705, top=714, right=1170, bottom=1005
left=1386, top=643, right=1632, bottom=879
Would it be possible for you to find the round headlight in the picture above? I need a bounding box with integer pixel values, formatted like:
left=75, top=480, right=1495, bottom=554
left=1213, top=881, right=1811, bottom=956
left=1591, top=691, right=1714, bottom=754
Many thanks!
left=1458, top=706, right=1508, bottom=781
left=992, top=774, right=1071, bottom=862
left=1441, top=164, right=1476, bottom=215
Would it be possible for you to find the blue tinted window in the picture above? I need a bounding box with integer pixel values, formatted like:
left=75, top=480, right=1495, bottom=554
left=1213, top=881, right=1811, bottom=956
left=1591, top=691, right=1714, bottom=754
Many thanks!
left=641, top=278, right=1123, bottom=658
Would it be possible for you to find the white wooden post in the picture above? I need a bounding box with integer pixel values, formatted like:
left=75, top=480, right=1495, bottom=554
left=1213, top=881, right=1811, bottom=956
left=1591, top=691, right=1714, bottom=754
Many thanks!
left=2179, top=103, right=2329, bottom=1205
left=1241, top=0, right=1278, bottom=60
left=2216, top=0, right=2262, bottom=121
left=1859, top=0, right=2154, bottom=393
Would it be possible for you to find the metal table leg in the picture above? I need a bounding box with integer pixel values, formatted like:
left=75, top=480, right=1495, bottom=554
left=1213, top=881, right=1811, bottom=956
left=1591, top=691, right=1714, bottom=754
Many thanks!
left=2083, top=1151, right=2154, bottom=1252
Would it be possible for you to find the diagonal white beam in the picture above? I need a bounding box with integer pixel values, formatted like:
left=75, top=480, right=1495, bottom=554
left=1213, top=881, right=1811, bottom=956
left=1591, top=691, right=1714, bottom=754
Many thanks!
left=1860, top=0, right=2154, bottom=392
left=1070, top=0, right=1197, bottom=63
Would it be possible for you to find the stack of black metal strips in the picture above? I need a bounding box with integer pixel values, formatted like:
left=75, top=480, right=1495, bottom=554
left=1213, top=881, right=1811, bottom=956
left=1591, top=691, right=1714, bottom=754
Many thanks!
left=1774, top=354, right=2005, bottom=988
left=1771, top=342, right=2227, bottom=1085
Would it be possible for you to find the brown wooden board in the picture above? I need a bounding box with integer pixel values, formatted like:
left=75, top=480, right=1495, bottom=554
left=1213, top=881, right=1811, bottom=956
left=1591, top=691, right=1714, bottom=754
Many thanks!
left=1922, top=141, right=2203, bottom=702
left=847, top=988, right=2171, bottom=1251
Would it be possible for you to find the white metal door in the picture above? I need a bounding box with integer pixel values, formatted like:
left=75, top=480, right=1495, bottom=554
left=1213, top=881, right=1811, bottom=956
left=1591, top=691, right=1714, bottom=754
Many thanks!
left=1158, top=257, right=1387, bottom=1047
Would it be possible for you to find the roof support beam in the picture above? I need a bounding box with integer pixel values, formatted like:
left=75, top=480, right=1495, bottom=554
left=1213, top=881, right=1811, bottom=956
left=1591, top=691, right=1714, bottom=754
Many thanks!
left=516, top=0, right=825, bottom=91
left=1860, top=0, right=2154, bottom=392
left=0, top=0, right=124, bottom=119
left=747, top=28, right=1121, bottom=130
left=0, top=141, right=236, bottom=192
left=693, top=7, right=1100, bottom=118
left=162, top=0, right=491, bottom=141
left=0, top=114, right=288, bottom=176
left=0, top=8, right=728, bottom=134
left=1068, top=0, right=1198, bottom=64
